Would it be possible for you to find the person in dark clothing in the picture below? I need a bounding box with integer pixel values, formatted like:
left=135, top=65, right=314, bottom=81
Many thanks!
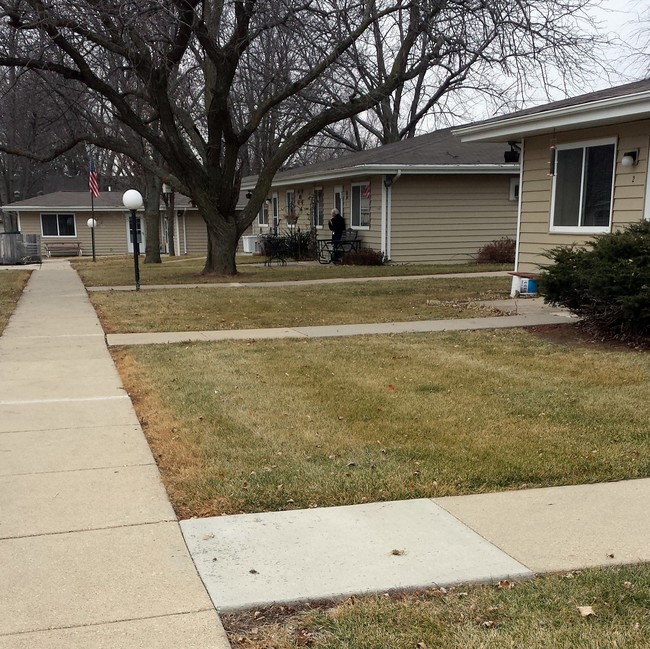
left=328, top=208, right=345, bottom=263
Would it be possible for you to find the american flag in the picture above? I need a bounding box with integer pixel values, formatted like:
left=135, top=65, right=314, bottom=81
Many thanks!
left=88, top=161, right=100, bottom=198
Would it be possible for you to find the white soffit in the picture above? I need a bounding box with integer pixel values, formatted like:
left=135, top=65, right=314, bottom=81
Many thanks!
left=455, top=91, right=650, bottom=142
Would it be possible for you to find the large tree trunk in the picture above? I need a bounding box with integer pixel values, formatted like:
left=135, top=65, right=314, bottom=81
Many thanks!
left=144, top=172, right=162, bottom=264
left=202, top=211, right=240, bottom=276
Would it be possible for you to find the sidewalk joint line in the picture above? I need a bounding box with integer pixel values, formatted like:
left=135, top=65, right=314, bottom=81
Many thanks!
left=1, top=462, right=155, bottom=478
left=0, top=608, right=218, bottom=638
left=0, top=519, right=178, bottom=542
left=0, top=395, right=130, bottom=406
left=9, top=333, right=104, bottom=339
left=0, top=423, right=141, bottom=435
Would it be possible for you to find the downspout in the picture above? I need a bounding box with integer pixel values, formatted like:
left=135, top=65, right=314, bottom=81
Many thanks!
left=511, top=140, right=525, bottom=297
left=384, top=170, right=402, bottom=261
left=182, top=208, right=188, bottom=254
left=643, top=134, right=650, bottom=221
left=173, top=208, right=181, bottom=255
left=381, top=180, right=388, bottom=257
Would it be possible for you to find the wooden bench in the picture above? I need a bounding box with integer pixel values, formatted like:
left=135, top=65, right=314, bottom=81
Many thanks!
left=44, top=241, right=83, bottom=257
left=318, top=229, right=360, bottom=264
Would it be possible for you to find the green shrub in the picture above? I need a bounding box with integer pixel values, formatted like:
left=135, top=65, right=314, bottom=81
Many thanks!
left=341, top=247, right=385, bottom=265
left=476, top=237, right=516, bottom=264
left=539, top=220, right=650, bottom=343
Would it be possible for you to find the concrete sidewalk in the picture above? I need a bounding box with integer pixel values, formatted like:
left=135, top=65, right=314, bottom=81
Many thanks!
left=87, top=269, right=511, bottom=292
left=106, top=297, right=573, bottom=347
left=183, top=479, right=650, bottom=611
left=4, top=261, right=647, bottom=631
left=0, top=261, right=230, bottom=648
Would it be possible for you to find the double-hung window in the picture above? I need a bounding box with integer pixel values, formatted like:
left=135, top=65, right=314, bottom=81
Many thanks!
left=550, top=140, right=615, bottom=233
left=41, top=213, right=76, bottom=237
left=286, top=190, right=295, bottom=216
left=258, top=201, right=269, bottom=226
left=351, top=182, right=371, bottom=228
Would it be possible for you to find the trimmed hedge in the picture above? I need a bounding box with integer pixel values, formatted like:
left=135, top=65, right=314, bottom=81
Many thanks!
left=539, top=220, right=650, bottom=343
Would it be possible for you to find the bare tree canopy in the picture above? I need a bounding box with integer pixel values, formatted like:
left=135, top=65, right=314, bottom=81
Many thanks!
left=0, top=0, right=603, bottom=274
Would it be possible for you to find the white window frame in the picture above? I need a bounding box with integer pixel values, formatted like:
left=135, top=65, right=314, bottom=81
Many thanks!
left=549, top=138, right=616, bottom=234
left=258, top=201, right=270, bottom=227
left=312, top=187, right=324, bottom=228
left=285, top=189, right=295, bottom=216
left=272, top=192, right=279, bottom=230
left=350, top=182, right=371, bottom=229
left=40, top=213, right=77, bottom=237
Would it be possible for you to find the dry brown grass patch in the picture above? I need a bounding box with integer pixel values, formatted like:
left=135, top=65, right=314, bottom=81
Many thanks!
left=111, top=347, right=205, bottom=518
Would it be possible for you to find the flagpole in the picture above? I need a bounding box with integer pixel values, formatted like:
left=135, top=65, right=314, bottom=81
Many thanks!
left=90, top=192, right=97, bottom=262
left=88, top=160, right=100, bottom=262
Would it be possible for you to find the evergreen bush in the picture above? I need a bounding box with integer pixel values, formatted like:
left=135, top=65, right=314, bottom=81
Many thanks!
left=539, top=220, right=650, bottom=343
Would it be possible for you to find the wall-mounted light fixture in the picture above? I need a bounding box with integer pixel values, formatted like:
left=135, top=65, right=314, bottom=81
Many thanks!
left=504, top=141, right=521, bottom=163
left=621, top=149, right=639, bottom=167
left=245, top=191, right=252, bottom=199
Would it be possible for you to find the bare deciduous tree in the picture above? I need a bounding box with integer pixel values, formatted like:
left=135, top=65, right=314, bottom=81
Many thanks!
left=0, top=0, right=603, bottom=274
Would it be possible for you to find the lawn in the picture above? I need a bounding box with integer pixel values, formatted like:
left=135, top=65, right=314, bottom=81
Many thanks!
left=114, top=328, right=650, bottom=519
left=91, top=276, right=510, bottom=333
left=0, top=270, right=31, bottom=334
left=222, top=565, right=650, bottom=648
left=73, top=254, right=509, bottom=286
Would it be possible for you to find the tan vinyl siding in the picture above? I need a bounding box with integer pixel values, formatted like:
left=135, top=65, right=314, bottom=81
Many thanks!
left=388, top=175, right=517, bottom=263
left=20, top=211, right=133, bottom=256
left=518, top=120, right=650, bottom=273
left=256, top=180, right=377, bottom=251
left=181, top=213, right=208, bottom=255
left=250, top=185, right=317, bottom=236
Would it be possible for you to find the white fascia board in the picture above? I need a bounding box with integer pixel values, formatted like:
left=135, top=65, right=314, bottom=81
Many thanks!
left=243, top=164, right=518, bottom=189
left=455, top=91, right=650, bottom=142
left=4, top=205, right=123, bottom=212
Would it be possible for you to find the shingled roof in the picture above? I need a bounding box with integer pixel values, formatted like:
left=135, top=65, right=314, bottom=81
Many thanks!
left=242, top=127, right=517, bottom=188
left=1, top=191, right=196, bottom=211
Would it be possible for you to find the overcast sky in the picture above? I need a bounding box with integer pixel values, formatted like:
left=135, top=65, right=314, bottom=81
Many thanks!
left=589, top=0, right=647, bottom=86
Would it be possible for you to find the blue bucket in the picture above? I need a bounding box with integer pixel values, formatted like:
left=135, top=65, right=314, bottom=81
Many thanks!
left=520, top=278, right=538, bottom=294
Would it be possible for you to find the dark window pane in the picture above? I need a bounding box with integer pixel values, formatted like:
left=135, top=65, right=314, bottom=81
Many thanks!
left=582, top=144, right=614, bottom=227
left=57, top=214, right=76, bottom=236
left=41, top=214, right=58, bottom=236
left=553, top=149, right=583, bottom=227
left=351, top=185, right=361, bottom=227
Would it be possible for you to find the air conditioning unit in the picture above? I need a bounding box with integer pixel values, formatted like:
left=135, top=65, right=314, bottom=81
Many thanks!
left=242, top=235, right=260, bottom=254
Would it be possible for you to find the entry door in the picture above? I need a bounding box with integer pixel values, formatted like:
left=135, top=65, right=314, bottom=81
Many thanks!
left=334, top=186, right=344, bottom=218
left=126, top=215, right=146, bottom=253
